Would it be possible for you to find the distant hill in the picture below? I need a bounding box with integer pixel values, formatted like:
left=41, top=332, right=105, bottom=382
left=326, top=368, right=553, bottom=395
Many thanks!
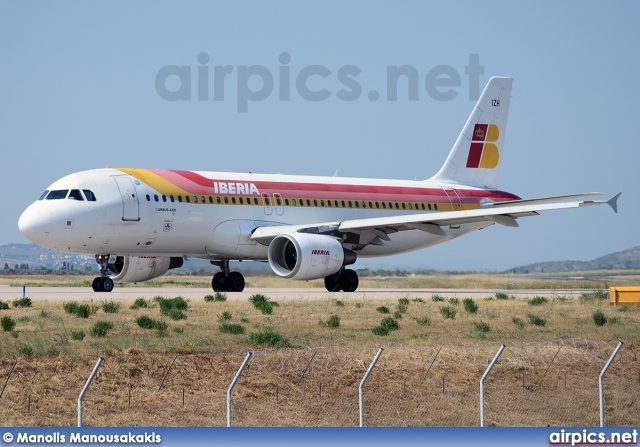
left=509, top=246, right=640, bottom=273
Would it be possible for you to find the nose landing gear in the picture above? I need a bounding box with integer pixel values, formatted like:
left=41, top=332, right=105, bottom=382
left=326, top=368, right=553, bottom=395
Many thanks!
left=92, top=254, right=115, bottom=292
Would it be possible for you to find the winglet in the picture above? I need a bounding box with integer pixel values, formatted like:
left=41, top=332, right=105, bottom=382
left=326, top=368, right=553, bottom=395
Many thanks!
left=607, top=192, right=621, bottom=213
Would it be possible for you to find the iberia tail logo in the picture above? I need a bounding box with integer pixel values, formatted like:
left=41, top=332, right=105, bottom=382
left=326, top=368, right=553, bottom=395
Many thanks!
left=466, top=124, right=500, bottom=169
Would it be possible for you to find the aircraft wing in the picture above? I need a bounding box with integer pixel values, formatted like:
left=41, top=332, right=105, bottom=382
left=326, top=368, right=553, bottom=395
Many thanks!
left=250, top=192, right=621, bottom=245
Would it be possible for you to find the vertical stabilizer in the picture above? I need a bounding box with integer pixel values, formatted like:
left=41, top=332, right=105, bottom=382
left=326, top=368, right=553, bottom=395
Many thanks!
left=429, top=76, right=513, bottom=189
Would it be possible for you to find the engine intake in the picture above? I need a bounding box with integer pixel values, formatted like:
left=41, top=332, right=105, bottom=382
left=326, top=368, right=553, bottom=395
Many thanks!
left=109, top=256, right=184, bottom=283
left=268, top=233, right=356, bottom=280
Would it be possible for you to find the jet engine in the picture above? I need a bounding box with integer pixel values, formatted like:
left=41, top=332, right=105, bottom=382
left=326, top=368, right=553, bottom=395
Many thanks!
left=108, top=256, right=184, bottom=283
left=268, top=233, right=356, bottom=280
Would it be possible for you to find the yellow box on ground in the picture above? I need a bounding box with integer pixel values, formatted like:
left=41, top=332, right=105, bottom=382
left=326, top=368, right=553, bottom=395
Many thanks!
left=609, top=287, right=640, bottom=306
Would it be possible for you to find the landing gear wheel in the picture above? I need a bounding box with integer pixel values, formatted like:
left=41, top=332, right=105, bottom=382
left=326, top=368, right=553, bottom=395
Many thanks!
left=324, top=273, right=342, bottom=292
left=339, top=269, right=359, bottom=292
left=101, top=277, right=114, bottom=292
left=224, top=272, right=245, bottom=292
left=212, top=272, right=226, bottom=292
left=92, top=277, right=100, bottom=292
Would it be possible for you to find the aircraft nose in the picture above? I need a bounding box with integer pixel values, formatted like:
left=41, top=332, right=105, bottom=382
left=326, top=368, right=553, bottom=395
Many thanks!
left=18, top=205, right=52, bottom=245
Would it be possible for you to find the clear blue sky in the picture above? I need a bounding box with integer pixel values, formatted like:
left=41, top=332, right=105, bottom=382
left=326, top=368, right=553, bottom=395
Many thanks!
left=1, top=1, right=637, bottom=271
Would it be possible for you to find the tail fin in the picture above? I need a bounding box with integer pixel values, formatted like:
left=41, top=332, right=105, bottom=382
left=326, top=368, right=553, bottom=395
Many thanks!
left=429, top=76, right=513, bottom=189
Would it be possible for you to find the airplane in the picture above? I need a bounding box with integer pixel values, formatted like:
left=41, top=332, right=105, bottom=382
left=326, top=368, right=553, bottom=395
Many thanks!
left=18, top=77, right=620, bottom=293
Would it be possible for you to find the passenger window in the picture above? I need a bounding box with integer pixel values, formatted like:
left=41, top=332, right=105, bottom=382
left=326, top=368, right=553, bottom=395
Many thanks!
left=334, top=200, right=338, bottom=207
left=201, top=196, right=205, bottom=203
left=376, top=202, right=380, bottom=209
left=162, top=195, right=167, bottom=202
left=253, top=198, right=258, bottom=205
left=186, top=196, right=191, bottom=203
left=68, top=189, right=84, bottom=201
left=395, top=203, right=399, bottom=209
left=193, top=196, right=198, bottom=203
left=341, top=201, right=345, bottom=207
left=428, top=204, right=432, bottom=210
left=224, top=197, right=228, bottom=204
left=208, top=196, right=213, bottom=204
left=348, top=201, right=352, bottom=208
left=264, top=198, right=270, bottom=206
left=38, top=190, right=49, bottom=200
left=368, top=201, right=373, bottom=208
left=216, top=197, right=221, bottom=204
left=83, top=190, right=97, bottom=201
left=277, top=198, right=282, bottom=206
left=306, top=199, right=311, bottom=206
left=46, top=190, right=69, bottom=200
left=232, top=197, right=236, bottom=204
left=170, top=195, right=175, bottom=202
left=313, top=199, right=317, bottom=206
left=354, top=201, right=359, bottom=208
left=154, top=194, right=159, bottom=202
left=421, top=203, right=425, bottom=210
left=285, top=199, right=290, bottom=206
left=239, top=197, right=244, bottom=204
left=146, top=194, right=151, bottom=202
left=382, top=202, right=386, bottom=209
left=178, top=196, right=183, bottom=203
left=434, top=204, right=438, bottom=210
left=292, top=199, right=296, bottom=206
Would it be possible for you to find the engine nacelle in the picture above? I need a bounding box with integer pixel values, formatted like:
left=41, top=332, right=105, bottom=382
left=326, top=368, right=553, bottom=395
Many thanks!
left=268, top=233, right=356, bottom=280
left=109, top=256, right=184, bottom=283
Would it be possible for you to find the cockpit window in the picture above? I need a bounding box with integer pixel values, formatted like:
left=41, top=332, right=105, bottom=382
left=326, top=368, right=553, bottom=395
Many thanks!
left=46, top=190, right=69, bottom=200
left=38, top=190, right=49, bottom=200
left=83, top=190, right=97, bottom=201
left=68, top=189, right=84, bottom=201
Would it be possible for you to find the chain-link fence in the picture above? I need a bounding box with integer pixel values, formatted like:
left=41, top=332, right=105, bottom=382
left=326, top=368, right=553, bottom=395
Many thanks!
left=1, top=340, right=638, bottom=427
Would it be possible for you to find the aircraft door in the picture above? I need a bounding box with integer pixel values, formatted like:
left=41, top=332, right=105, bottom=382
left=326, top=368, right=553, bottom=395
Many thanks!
left=273, top=193, right=284, bottom=216
left=444, top=189, right=462, bottom=211
left=262, top=193, right=273, bottom=215
left=113, top=176, right=140, bottom=221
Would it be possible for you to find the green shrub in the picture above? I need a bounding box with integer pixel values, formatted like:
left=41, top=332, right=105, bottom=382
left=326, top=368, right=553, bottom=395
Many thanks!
left=393, top=310, right=403, bottom=319
left=205, top=292, right=227, bottom=302
left=91, top=321, right=114, bottom=337
left=528, top=296, right=548, bottom=306
left=20, top=346, right=33, bottom=357
left=63, top=301, right=98, bottom=318
left=1, top=316, right=16, bottom=332
left=155, top=296, right=189, bottom=316
left=218, top=311, right=233, bottom=321
left=219, top=323, right=245, bottom=334
left=495, top=292, right=510, bottom=300
left=71, top=330, right=85, bottom=341
left=0, top=300, right=9, bottom=310
left=440, top=306, right=457, bottom=319
left=10, top=331, right=18, bottom=338
left=414, top=317, right=431, bottom=326
left=527, top=313, right=547, bottom=327
left=249, top=294, right=278, bottom=315
left=130, top=298, right=149, bottom=310
left=512, top=317, right=524, bottom=329
left=326, top=314, right=340, bottom=328
left=431, top=294, right=445, bottom=302
left=12, top=297, right=32, bottom=308
left=173, top=327, right=183, bottom=334
left=334, top=300, right=345, bottom=307
left=396, top=302, right=409, bottom=314
left=39, top=310, right=51, bottom=318
left=157, top=330, right=168, bottom=338
left=580, top=289, right=608, bottom=304
left=355, top=302, right=362, bottom=308
left=412, top=298, right=425, bottom=303
left=240, top=317, right=250, bottom=323
left=135, top=315, right=168, bottom=330
left=102, top=300, right=121, bottom=314
left=372, top=326, right=389, bottom=336
left=380, top=317, right=400, bottom=331
left=247, top=329, right=289, bottom=348
left=376, top=306, right=390, bottom=314
left=398, top=298, right=410, bottom=305
left=463, top=298, right=478, bottom=314
left=474, top=321, right=491, bottom=333
left=168, top=309, right=187, bottom=320
left=448, top=298, right=459, bottom=305
left=592, top=311, right=607, bottom=327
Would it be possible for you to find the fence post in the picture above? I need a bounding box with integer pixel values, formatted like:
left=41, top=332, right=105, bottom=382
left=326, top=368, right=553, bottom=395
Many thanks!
left=359, top=348, right=383, bottom=427
left=480, top=345, right=505, bottom=427
left=600, top=341, right=623, bottom=427
left=158, top=355, right=178, bottom=391
left=227, top=352, right=251, bottom=428
left=1, top=360, right=17, bottom=398
left=78, top=357, right=103, bottom=427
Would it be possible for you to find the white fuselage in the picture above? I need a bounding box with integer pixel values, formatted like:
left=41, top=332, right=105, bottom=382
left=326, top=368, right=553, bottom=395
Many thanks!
left=18, top=168, right=518, bottom=261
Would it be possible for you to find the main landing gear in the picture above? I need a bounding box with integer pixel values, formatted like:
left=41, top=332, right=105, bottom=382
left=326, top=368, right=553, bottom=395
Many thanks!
left=92, top=254, right=114, bottom=292
left=324, top=269, right=359, bottom=293
left=211, top=260, right=245, bottom=292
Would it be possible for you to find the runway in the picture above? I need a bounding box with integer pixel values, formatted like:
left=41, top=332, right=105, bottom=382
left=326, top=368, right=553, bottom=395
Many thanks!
left=0, top=285, right=587, bottom=302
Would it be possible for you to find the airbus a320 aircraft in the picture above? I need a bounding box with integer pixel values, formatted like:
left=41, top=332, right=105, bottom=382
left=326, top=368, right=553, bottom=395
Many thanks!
left=18, top=77, right=620, bottom=293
